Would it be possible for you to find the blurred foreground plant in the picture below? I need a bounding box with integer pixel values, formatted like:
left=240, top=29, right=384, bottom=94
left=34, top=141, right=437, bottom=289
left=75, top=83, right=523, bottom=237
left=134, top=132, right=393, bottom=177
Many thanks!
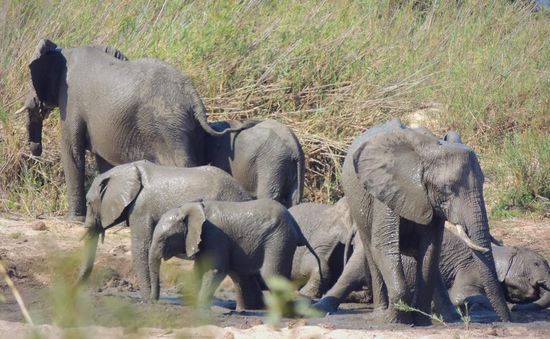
left=264, top=276, right=322, bottom=328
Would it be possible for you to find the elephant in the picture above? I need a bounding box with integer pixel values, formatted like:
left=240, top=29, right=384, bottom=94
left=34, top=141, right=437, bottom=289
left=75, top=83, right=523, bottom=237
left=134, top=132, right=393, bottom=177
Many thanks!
left=19, top=39, right=250, bottom=221
left=77, top=160, right=252, bottom=298
left=495, top=244, right=550, bottom=311
left=315, top=118, right=510, bottom=325
left=289, top=197, right=359, bottom=298
left=206, top=119, right=305, bottom=207
left=434, top=230, right=550, bottom=312
left=148, top=199, right=323, bottom=311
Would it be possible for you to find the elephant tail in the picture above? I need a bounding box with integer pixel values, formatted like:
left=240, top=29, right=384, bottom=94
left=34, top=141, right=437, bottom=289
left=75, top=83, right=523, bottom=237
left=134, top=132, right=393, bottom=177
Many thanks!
left=192, top=96, right=257, bottom=136
left=289, top=151, right=305, bottom=207
left=292, top=219, right=325, bottom=287
left=343, top=229, right=355, bottom=267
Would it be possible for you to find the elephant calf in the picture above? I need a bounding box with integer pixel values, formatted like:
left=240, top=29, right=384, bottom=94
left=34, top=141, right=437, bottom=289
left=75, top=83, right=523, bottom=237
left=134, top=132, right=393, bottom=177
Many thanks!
left=206, top=119, right=305, bottom=207
left=148, top=199, right=322, bottom=311
left=78, top=160, right=252, bottom=298
left=289, top=197, right=359, bottom=298
left=437, top=230, right=550, bottom=312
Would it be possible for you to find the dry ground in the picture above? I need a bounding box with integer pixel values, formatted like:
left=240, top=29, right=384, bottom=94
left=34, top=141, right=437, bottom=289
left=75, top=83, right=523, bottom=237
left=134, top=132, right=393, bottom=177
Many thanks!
left=1, top=214, right=549, bottom=338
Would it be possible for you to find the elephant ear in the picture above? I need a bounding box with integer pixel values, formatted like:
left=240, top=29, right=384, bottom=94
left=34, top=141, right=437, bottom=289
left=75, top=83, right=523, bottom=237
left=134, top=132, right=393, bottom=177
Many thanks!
left=99, top=165, right=142, bottom=228
left=493, top=245, right=518, bottom=283
left=28, top=40, right=65, bottom=106
left=353, top=128, right=433, bottom=225
left=177, top=203, right=206, bottom=258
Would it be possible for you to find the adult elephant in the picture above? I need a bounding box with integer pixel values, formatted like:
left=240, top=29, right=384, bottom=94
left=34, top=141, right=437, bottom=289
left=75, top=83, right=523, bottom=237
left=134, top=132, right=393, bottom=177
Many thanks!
left=316, top=119, right=510, bottom=325
left=18, top=39, right=249, bottom=221
left=206, top=119, right=305, bottom=207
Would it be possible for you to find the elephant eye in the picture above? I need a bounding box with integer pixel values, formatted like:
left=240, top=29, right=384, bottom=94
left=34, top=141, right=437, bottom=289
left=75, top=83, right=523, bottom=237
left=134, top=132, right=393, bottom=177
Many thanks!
left=534, top=262, right=540, bottom=267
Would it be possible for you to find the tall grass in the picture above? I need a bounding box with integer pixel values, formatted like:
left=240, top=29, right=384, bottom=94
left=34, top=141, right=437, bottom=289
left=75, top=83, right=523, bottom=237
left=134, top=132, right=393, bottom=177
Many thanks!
left=0, top=0, right=548, bottom=216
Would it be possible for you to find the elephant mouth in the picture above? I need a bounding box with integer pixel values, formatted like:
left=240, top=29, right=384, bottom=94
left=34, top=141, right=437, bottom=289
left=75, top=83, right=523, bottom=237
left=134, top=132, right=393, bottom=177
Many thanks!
left=29, top=142, right=42, bottom=156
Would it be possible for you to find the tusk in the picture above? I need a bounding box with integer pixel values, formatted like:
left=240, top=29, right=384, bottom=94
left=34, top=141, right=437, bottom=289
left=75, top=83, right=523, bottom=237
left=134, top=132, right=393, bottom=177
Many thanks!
left=444, top=222, right=490, bottom=253
left=14, top=106, right=26, bottom=116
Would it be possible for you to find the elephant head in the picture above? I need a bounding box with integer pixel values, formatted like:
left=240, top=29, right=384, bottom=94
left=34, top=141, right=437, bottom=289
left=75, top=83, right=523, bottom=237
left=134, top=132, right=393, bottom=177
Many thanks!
left=351, top=119, right=510, bottom=321
left=77, top=163, right=142, bottom=283
left=493, top=245, right=550, bottom=311
left=148, top=203, right=206, bottom=300
left=20, top=39, right=129, bottom=157
left=19, top=39, right=61, bottom=156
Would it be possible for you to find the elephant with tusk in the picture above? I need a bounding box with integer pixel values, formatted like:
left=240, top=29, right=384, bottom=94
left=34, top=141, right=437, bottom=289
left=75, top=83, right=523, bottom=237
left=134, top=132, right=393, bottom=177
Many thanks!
left=314, top=119, right=511, bottom=325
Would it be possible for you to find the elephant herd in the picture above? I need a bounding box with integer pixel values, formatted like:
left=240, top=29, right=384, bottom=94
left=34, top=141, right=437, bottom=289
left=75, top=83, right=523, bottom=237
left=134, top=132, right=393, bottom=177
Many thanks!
left=17, top=39, right=550, bottom=326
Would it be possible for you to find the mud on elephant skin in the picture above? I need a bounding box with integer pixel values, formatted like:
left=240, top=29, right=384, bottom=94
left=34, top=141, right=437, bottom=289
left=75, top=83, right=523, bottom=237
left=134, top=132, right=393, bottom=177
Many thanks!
left=289, top=197, right=361, bottom=298
left=77, top=160, right=252, bottom=299
left=316, top=118, right=510, bottom=325
left=148, top=199, right=324, bottom=311
left=206, top=119, right=305, bottom=207
left=19, top=39, right=251, bottom=222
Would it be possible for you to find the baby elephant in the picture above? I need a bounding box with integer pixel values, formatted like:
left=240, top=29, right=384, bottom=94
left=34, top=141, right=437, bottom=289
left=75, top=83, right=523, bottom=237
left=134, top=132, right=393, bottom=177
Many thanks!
left=148, top=199, right=322, bottom=311
left=290, top=197, right=358, bottom=298
left=206, top=119, right=305, bottom=207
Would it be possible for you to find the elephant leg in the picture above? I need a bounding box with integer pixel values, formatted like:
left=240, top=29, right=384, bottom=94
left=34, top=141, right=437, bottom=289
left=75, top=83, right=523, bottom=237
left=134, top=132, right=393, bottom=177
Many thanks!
left=432, top=271, right=461, bottom=323
left=95, top=154, right=113, bottom=173
left=363, top=240, right=387, bottom=311
left=448, top=271, right=484, bottom=307
left=60, top=128, right=86, bottom=222
left=260, top=241, right=294, bottom=280
left=130, top=217, right=154, bottom=299
left=411, top=224, right=443, bottom=326
left=314, top=243, right=369, bottom=313
left=370, top=215, right=412, bottom=323
left=197, top=268, right=227, bottom=309
left=230, top=273, right=265, bottom=311
left=298, top=254, right=330, bottom=299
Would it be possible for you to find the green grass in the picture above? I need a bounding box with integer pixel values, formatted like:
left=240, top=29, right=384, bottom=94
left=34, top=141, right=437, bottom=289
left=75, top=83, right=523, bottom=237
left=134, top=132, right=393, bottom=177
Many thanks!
left=0, top=0, right=549, bottom=217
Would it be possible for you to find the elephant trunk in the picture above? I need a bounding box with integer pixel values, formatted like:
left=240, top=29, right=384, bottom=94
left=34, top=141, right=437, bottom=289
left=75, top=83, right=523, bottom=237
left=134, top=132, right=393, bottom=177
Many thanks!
left=76, top=226, right=100, bottom=284
left=462, top=196, right=511, bottom=321
left=148, top=232, right=164, bottom=301
left=534, top=288, right=550, bottom=309
left=27, top=114, right=43, bottom=157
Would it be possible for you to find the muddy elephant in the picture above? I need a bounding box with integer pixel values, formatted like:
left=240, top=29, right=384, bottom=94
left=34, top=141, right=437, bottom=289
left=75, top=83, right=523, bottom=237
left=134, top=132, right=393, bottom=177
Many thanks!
left=496, top=245, right=550, bottom=311
left=398, top=227, right=550, bottom=316
left=148, top=199, right=322, bottom=310
left=18, top=39, right=249, bottom=221
left=206, top=119, right=305, bottom=207
left=289, top=197, right=360, bottom=298
left=78, top=160, right=251, bottom=298
left=315, top=119, right=510, bottom=325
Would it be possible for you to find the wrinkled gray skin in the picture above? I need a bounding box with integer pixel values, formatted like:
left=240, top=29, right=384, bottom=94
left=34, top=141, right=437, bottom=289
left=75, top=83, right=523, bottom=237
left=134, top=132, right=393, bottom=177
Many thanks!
left=206, top=119, right=305, bottom=207
left=436, top=232, right=550, bottom=311
left=397, top=230, right=550, bottom=315
left=78, top=160, right=251, bottom=299
left=23, top=39, right=249, bottom=222
left=148, top=199, right=322, bottom=310
left=315, top=119, right=510, bottom=325
left=289, top=197, right=359, bottom=298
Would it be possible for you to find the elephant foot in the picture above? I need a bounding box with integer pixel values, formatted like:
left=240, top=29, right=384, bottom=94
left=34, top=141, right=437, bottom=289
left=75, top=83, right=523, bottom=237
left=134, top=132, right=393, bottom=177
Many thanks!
left=412, top=312, right=432, bottom=327
left=312, top=296, right=341, bottom=315
left=511, top=303, right=542, bottom=312
left=374, top=307, right=414, bottom=325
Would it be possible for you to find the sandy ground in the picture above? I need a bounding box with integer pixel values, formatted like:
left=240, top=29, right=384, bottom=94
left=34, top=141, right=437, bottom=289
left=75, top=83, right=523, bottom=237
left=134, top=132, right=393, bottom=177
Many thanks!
left=1, top=214, right=549, bottom=338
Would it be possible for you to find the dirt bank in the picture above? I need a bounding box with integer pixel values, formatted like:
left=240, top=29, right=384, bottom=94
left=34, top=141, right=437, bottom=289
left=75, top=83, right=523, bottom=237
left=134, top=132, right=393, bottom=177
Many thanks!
left=1, top=215, right=549, bottom=338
